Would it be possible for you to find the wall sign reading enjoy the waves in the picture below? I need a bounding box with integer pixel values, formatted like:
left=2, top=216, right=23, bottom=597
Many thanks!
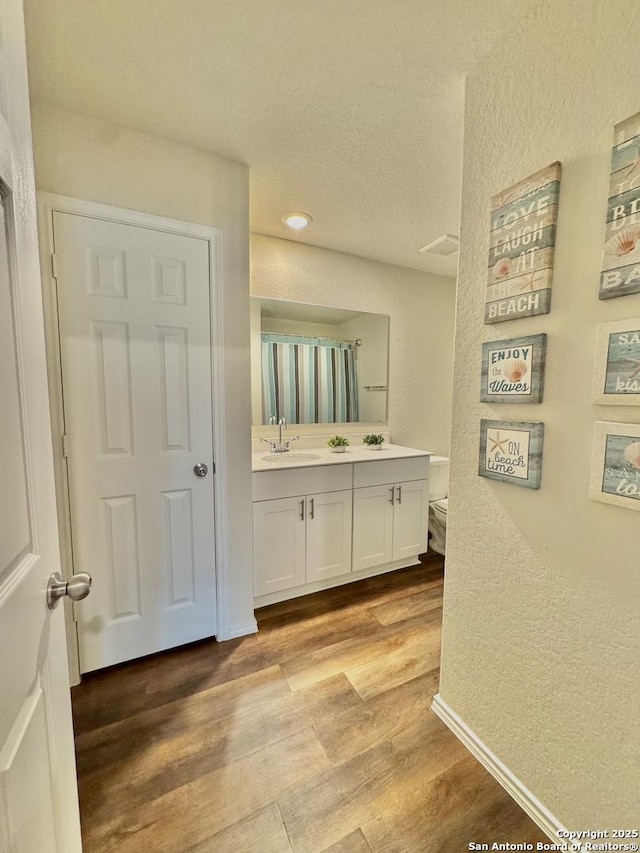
left=480, top=334, right=546, bottom=403
left=485, top=162, right=561, bottom=324
left=600, top=111, right=640, bottom=299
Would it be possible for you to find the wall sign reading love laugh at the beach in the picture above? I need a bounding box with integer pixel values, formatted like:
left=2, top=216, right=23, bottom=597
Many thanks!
left=485, top=162, right=561, bottom=324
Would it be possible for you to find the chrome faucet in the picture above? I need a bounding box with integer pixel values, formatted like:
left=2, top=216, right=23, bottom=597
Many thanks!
left=260, top=417, right=300, bottom=453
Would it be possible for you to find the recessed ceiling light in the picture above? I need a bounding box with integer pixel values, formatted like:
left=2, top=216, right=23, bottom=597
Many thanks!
left=282, top=212, right=313, bottom=230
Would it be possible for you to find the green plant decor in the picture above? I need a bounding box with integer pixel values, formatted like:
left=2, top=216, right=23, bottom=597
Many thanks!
left=363, top=433, right=385, bottom=446
left=327, top=435, right=350, bottom=448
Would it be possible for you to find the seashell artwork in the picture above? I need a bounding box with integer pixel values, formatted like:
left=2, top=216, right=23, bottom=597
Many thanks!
left=503, top=359, right=528, bottom=382
left=604, top=229, right=640, bottom=258
left=623, top=441, right=640, bottom=470
left=590, top=423, right=640, bottom=510
left=494, top=257, right=512, bottom=279
left=481, top=334, right=546, bottom=403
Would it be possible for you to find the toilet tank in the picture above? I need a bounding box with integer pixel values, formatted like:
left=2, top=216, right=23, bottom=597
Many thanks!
left=429, top=456, right=449, bottom=501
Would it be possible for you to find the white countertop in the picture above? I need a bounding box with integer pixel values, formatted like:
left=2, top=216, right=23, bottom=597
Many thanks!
left=252, top=443, right=431, bottom=472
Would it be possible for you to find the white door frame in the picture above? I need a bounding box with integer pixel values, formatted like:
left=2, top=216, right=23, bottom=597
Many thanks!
left=37, top=193, right=233, bottom=683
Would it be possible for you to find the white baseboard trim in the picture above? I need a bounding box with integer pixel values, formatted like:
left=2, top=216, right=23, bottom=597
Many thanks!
left=217, top=618, right=258, bottom=641
left=431, top=694, right=572, bottom=845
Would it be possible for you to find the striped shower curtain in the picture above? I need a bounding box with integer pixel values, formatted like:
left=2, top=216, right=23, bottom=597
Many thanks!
left=261, top=334, right=359, bottom=424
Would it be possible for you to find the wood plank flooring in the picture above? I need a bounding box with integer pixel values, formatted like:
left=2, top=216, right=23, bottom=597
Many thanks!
left=71, top=553, right=549, bottom=852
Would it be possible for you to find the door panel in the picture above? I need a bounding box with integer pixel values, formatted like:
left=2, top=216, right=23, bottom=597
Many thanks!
left=0, top=0, right=82, bottom=843
left=93, top=319, right=134, bottom=454
left=54, top=213, right=217, bottom=672
left=392, top=479, right=429, bottom=561
left=352, top=485, right=394, bottom=571
left=0, top=680, right=57, bottom=851
left=0, top=210, right=31, bottom=575
left=163, top=489, right=196, bottom=606
left=306, top=490, right=353, bottom=582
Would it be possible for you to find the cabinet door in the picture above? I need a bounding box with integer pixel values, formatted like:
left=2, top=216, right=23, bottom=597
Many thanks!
left=392, top=479, right=429, bottom=561
left=253, top=497, right=306, bottom=596
left=306, top=490, right=353, bottom=583
left=352, top=485, right=394, bottom=571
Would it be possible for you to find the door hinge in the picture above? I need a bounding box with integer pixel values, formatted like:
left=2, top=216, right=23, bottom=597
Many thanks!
left=212, top=461, right=216, bottom=475
left=62, top=434, right=69, bottom=458
left=51, top=252, right=58, bottom=279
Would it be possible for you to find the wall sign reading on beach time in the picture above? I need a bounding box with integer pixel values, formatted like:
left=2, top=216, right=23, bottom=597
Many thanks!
left=478, top=419, right=544, bottom=489
left=589, top=422, right=640, bottom=511
left=480, top=333, right=547, bottom=403
left=486, top=162, right=561, bottom=324
left=600, top=112, right=640, bottom=300
left=593, top=318, right=640, bottom=405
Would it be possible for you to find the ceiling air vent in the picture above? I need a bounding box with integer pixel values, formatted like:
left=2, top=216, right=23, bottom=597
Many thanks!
left=419, top=234, right=459, bottom=256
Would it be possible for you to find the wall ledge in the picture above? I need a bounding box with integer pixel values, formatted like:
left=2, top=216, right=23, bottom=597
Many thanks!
left=431, top=694, right=572, bottom=845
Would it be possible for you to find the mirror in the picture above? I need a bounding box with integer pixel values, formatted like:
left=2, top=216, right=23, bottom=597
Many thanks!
left=251, top=297, right=389, bottom=426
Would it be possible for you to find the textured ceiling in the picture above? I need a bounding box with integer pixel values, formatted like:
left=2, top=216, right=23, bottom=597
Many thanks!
left=23, top=0, right=539, bottom=276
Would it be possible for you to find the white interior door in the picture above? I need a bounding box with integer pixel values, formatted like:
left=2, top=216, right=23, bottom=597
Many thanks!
left=54, top=211, right=218, bottom=672
left=0, top=0, right=82, bottom=848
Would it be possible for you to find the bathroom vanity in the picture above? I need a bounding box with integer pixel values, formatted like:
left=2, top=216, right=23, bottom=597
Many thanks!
left=252, top=445, right=430, bottom=606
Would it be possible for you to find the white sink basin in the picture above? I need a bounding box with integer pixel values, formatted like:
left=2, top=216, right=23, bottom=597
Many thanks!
left=261, top=452, right=322, bottom=464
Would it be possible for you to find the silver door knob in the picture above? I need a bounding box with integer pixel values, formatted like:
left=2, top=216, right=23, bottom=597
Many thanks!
left=47, top=571, right=92, bottom=610
left=193, top=463, right=208, bottom=478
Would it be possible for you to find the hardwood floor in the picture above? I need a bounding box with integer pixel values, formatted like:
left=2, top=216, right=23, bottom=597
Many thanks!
left=72, top=554, right=549, bottom=852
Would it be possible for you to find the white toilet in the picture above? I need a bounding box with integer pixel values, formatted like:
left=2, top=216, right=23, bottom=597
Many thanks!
left=428, top=456, right=449, bottom=556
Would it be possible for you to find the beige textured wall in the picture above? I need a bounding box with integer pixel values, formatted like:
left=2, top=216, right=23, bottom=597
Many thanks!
left=30, top=102, right=255, bottom=636
left=251, top=234, right=456, bottom=454
left=441, top=0, right=640, bottom=828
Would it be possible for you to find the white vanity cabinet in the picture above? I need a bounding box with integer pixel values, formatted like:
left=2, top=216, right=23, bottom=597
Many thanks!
left=253, top=466, right=353, bottom=597
left=304, top=490, right=353, bottom=582
left=352, top=457, right=430, bottom=572
left=252, top=448, right=430, bottom=606
left=252, top=496, right=306, bottom=596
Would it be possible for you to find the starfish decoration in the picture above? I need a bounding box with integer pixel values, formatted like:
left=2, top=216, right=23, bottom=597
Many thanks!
left=627, top=357, right=640, bottom=379
left=489, top=431, right=508, bottom=453
left=518, top=272, right=536, bottom=292
left=617, top=144, right=640, bottom=179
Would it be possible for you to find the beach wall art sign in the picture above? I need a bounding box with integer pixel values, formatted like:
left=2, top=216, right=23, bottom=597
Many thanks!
left=478, top=419, right=544, bottom=489
left=600, top=111, right=640, bottom=300
left=486, top=162, right=561, bottom=324
left=589, top=422, right=640, bottom=511
left=480, top=333, right=547, bottom=403
left=593, top=318, right=640, bottom=405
